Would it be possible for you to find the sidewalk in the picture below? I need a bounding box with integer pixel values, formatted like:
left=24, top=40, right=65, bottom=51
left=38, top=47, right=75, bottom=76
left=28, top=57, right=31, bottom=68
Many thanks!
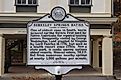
left=0, top=66, right=116, bottom=80
left=114, top=67, right=121, bottom=80
left=1, top=66, right=54, bottom=80
left=0, top=75, right=115, bottom=80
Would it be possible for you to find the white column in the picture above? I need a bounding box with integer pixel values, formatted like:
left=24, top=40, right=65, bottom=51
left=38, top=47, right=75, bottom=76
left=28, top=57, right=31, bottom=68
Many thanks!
left=0, top=35, right=5, bottom=76
left=93, top=38, right=99, bottom=68
left=102, top=36, right=113, bottom=75
left=23, top=48, right=26, bottom=64
left=0, top=0, right=3, bottom=12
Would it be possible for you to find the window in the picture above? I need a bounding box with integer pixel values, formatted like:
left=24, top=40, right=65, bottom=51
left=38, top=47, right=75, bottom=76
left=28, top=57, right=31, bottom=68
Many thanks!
left=16, top=0, right=37, bottom=6
left=15, top=0, right=37, bottom=12
left=69, top=0, right=91, bottom=13
left=69, top=0, right=91, bottom=6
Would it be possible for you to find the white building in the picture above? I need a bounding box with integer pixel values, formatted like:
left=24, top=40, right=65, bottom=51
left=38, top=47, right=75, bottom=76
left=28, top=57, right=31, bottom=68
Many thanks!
left=0, top=0, right=117, bottom=76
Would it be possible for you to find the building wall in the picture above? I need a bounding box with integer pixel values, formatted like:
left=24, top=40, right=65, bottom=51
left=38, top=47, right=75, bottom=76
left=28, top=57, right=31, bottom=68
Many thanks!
left=0, top=0, right=2, bottom=12
left=105, top=0, right=112, bottom=13
left=91, top=0, right=111, bottom=14
left=0, top=0, right=112, bottom=15
left=91, top=0, right=105, bottom=13
left=0, top=0, right=16, bottom=13
left=37, top=0, right=69, bottom=13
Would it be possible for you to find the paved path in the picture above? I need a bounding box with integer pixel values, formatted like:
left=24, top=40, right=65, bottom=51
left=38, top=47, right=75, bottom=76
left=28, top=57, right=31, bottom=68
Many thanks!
left=63, top=76, right=115, bottom=80
left=0, top=66, right=116, bottom=80
left=0, top=76, right=116, bottom=80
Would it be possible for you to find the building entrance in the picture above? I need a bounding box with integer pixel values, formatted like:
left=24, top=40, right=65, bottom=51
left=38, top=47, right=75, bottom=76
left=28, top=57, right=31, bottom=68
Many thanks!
left=3, top=34, right=102, bottom=74
left=4, top=34, right=27, bottom=72
left=0, top=31, right=112, bottom=76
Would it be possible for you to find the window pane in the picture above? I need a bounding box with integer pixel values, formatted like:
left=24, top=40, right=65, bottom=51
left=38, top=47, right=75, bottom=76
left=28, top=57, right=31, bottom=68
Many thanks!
left=33, top=0, right=37, bottom=4
left=22, top=0, right=26, bottom=4
left=86, top=0, right=90, bottom=4
left=28, top=0, right=32, bottom=4
left=16, top=6, right=37, bottom=12
left=17, top=0, right=21, bottom=4
left=70, top=0, right=74, bottom=4
left=69, top=6, right=91, bottom=13
left=81, top=0, right=85, bottom=4
left=75, top=0, right=79, bottom=4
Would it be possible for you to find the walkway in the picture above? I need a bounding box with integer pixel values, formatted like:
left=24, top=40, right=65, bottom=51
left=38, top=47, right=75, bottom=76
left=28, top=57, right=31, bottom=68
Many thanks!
left=0, top=66, right=115, bottom=80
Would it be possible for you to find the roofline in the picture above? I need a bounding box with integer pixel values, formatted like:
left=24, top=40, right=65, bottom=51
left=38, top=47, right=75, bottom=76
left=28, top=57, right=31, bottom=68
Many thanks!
left=0, top=16, right=117, bottom=24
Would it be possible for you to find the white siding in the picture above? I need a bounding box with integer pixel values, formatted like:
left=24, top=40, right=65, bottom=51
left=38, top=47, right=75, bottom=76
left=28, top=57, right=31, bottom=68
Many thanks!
left=91, top=0, right=112, bottom=14
left=37, top=0, right=69, bottom=13
left=0, top=0, right=3, bottom=12
left=1, top=0, right=16, bottom=13
left=105, top=0, right=111, bottom=13
left=37, top=0, right=51, bottom=13
left=91, top=0, right=105, bottom=13
left=0, top=0, right=112, bottom=16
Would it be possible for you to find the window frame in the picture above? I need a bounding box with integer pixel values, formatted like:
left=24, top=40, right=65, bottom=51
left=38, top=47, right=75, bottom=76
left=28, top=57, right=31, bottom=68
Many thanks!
left=69, top=0, right=92, bottom=6
left=15, top=0, right=38, bottom=6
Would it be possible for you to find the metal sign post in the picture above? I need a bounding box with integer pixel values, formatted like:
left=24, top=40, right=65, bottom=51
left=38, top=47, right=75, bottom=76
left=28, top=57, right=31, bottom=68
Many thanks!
left=27, top=6, right=90, bottom=79
left=55, top=75, right=62, bottom=80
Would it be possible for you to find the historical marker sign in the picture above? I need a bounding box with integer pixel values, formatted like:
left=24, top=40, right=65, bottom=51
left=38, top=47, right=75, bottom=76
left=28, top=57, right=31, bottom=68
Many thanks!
left=27, top=22, right=90, bottom=65
left=27, top=7, right=90, bottom=74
